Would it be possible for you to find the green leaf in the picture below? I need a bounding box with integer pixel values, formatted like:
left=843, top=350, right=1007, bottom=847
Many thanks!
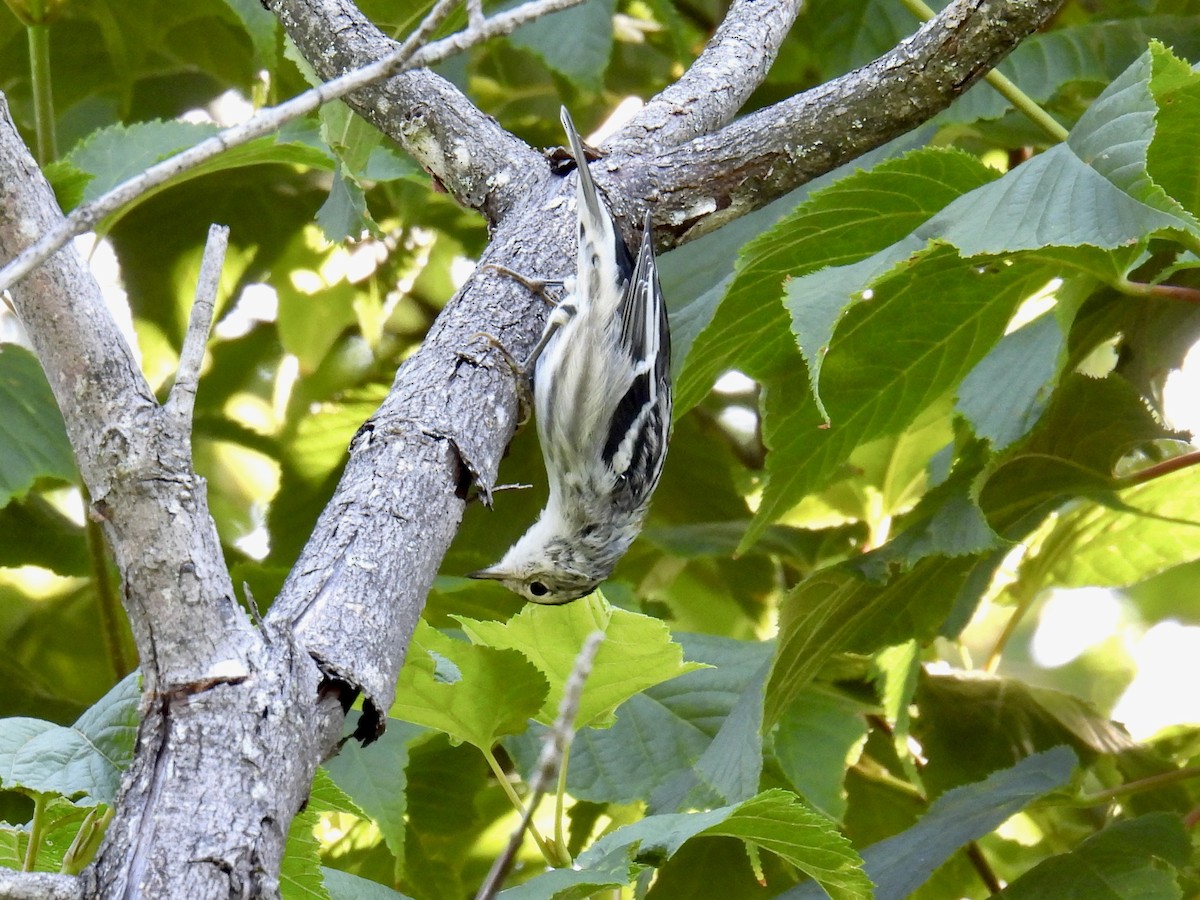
left=979, top=374, right=1185, bottom=537
left=1146, top=39, right=1200, bottom=220
left=774, top=687, right=870, bottom=821
left=0, top=718, right=58, bottom=786
left=914, top=671, right=1136, bottom=796
left=0, top=671, right=139, bottom=805
left=852, top=439, right=1000, bottom=580
left=507, top=634, right=769, bottom=808
left=786, top=747, right=1078, bottom=900
left=315, top=168, right=373, bottom=243
left=307, top=768, right=364, bottom=818
left=785, top=44, right=1199, bottom=431
left=751, top=246, right=1047, bottom=552
left=764, top=552, right=986, bottom=729
left=281, top=806, right=329, bottom=900
left=579, top=789, right=870, bottom=900
left=650, top=655, right=769, bottom=812
left=389, top=621, right=547, bottom=750
left=322, top=718, right=423, bottom=874
left=705, top=792, right=869, bottom=899
left=219, top=0, right=278, bottom=69
left=781, top=150, right=998, bottom=415
left=661, top=181, right=824, bottom=383
left=0, top=795, right=104, bottom=874
left=641, top=521, right=844, bottom=562
left=456, top=592, right=705, bottom=729
left=53, top=119, right=333, bottom=220
left=801, top=0, right=914, bottom=80
left=496, top=844, right=634, bottom=899
left=997, top=813, right=1188, bottom=899
left=0, top=344, right=77, bottom=506
left=1059, top=46, right=1188, bottom=216
left=944, top=17, right=1200, bottom=125
left=1035, top=467, right=1200, bottom=591
left=505, top=0, right=615, bottom=91
left=321, top=868, right=414, bottom=900
left=276, top=278, right=360, bottom=374
left=956, top=310, right=1065, bottom=450
left=676, top=146, right=993, bottom=414
left=0, top=496, right=88, bottom=575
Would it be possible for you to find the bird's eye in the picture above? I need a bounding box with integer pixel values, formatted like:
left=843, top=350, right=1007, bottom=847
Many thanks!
left=529, top=581, right=550, bottom=597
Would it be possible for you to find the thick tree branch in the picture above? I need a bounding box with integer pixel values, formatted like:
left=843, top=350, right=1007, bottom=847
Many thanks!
left=0, top=96, right=256, bottom=692
left=645, top=0, right=1065, bottom=241
left=610, top=0, right=802, bottom=152
left=0, top=95, right=352, bottom=897
left=270, top=0, right=548, bottom=222
left=266, top=214, right=575, bottom=725
left=0, top=871, right=82, bottom=900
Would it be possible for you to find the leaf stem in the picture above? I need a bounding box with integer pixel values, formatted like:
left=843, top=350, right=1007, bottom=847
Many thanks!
left=1076, top=765, right=1200, bottom=806
left=23, top=793, right=47, bottom=872
left=984, top=581, right=1039, bottom=673
left=85, top=488, right=132, bottom=679
left=1118, top=449, right=1200, bottom=488
left=480, top=747, right=555, bottom=862
left=26, top=22, right=56, bottom=163
left=899, top=0, right=1068, bottom=143
left=554, top=743, right=570, bottom=858
left=1116, top=277, right=1200, bottom=305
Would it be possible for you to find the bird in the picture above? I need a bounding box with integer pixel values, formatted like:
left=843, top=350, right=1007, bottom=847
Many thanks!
left=468, top=107, right=672, bottom=604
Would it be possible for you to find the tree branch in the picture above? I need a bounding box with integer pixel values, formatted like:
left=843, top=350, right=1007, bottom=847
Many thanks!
left=265, top=234, right=575, bottom=727
left=165, top=224, right=227, bottom=428
left=0, top=96, right=257, bottom=691
left=0, top=871, right=82, bottom=900
left=610, top=0, right=802, bottom=152
left=269, top=0, right=552, bottom=221
left=0, top=0, right=1071, bottom=889
left=643, top=0, right=1065, bottom=242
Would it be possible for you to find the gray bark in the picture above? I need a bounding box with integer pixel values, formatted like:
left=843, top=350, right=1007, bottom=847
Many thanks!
left=0, top=98, right=346, bottom=899
left=0, top=0, right=1063, bottom=894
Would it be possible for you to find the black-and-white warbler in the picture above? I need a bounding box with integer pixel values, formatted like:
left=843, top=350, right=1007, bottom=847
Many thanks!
left=469, top=107, right=672, bottom=604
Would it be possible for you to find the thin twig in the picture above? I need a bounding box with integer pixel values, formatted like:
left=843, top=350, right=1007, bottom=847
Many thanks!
left=466, top=0, right=485, bottom=29
left=1075, top=765, right=1200, bottom=806
left=406, top=0, right=583, bottom=66
left=1118, top=449, right=1200, bottom=488
left=0, top=0, right=586, bottom=295
left=474, top=630, right=605, bottom=900
left=1118, top=278, right=1200, bottom=305
left=166, top=224, right=228, bottom=426
left=964, top=840, right=1003, bottom=893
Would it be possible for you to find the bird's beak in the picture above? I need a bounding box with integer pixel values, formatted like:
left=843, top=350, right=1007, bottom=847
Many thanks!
left=466, top=567, right=506, bottom=581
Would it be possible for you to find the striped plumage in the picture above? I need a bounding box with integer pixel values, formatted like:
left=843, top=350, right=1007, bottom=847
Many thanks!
left=469, top=108, right=672, bottom=604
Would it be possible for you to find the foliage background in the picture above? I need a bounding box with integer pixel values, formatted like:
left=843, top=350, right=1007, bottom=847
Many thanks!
left=3, top=0, right=1200, bottom=897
